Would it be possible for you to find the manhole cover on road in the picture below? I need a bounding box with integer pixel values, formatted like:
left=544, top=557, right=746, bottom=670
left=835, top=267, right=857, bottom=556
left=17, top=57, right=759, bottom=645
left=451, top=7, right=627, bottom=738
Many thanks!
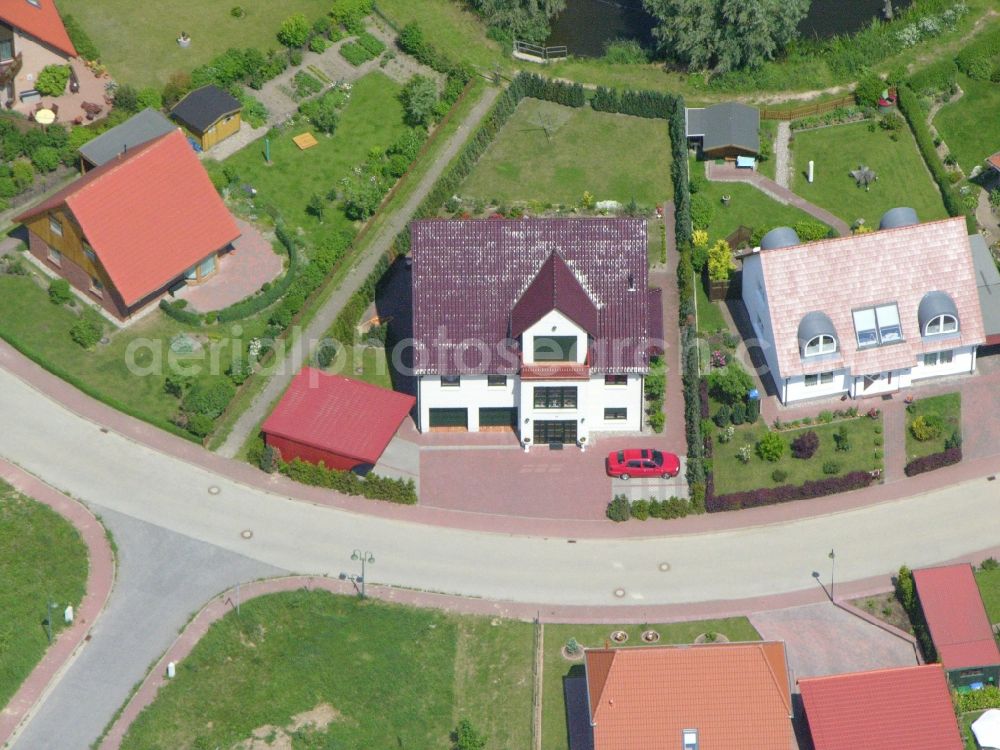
left=613, top=588, right=626, bottom=598
left=659, top=562, right=671, bottom=572
left=208, top=485, right=221, bottom=495
left=240, top=529, right=253, bottom=540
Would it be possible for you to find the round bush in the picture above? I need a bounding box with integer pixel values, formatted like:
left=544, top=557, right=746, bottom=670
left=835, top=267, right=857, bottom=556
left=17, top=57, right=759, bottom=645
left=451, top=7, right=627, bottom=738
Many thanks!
left=756, top=431, right=786, bottom=462
left=791, top=429, right=819, bottom=459
left=822, top=460, right=842, bottom=475
left=48, top=278, right=72, bottom=305
left=631, top=499, right=650, bottom=520
left=69, top=317, right=102, bottom=348
left=910, top=414, right=943, bottom=442
left=183, top=380, right=236, bottom=419
left=771, top=468, right=788, bottom=483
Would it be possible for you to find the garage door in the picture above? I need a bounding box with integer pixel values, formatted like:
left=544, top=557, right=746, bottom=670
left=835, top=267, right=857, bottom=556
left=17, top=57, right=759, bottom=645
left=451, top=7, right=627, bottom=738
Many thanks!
left=429, top=407, right=467, bottom=430
left=479, top=407, right=517, bottom=430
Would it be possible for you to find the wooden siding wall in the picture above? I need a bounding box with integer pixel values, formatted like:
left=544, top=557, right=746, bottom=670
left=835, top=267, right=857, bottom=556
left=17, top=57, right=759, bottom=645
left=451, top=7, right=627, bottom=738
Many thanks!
left=197, top=111, right=241, bottom=150
left=25, top=208, right=114, bottom=291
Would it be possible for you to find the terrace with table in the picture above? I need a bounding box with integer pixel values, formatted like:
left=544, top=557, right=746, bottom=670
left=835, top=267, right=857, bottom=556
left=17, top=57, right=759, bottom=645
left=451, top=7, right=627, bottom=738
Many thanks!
left=7, top=58, right=109, bottom=125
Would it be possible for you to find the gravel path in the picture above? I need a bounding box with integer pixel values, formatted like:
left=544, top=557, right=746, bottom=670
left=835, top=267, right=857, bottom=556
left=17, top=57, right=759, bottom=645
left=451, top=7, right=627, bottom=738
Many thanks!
left=774, top=121, right=792, bottom=189
left=217, top=83, right=502, bottom=457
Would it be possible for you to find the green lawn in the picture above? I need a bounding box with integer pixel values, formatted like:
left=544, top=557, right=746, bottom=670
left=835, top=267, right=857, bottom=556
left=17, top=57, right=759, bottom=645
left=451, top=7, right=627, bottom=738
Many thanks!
left=460, top=98, right=672, bottom=207
left=904, top=392, right=961, bottom=462
left=57, top=0, right=331, bottom=86
left=691, top=159, right=828, bottom=245
left=961, top=710, right=986, bottom=750
left=695, top=278, right=727, bottom=333
left=975, top=567, right=1000, bottom=624
left=0, top=271, right=267, bottom=437
left=213, top=71, right=408, bottom=248
left=757, top=120, right=778, bottom=181
left=542, top=619, right=760, bottom=750
left=345, top=345, right=393, bottom=390
left=711, top=415, right=883, bottom=495
left=119, top=590, right=532, bottom=749
left=934, top=74, right=1000, bottom=174
left=0, top=480, right=88, bottom=709
left=790, top=120, right=948, bottom=226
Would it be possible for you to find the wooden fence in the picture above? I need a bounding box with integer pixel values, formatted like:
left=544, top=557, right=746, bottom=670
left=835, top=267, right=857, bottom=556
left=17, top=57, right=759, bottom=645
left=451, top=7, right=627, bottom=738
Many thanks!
left=760, top=94, right=856, bottom=121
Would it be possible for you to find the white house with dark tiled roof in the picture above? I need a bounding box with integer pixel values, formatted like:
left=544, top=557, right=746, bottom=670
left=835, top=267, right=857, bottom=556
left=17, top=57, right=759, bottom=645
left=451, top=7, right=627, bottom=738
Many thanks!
left=742, top=210, right=985, bottom=404
left=410, top=218, right=663, bottom=447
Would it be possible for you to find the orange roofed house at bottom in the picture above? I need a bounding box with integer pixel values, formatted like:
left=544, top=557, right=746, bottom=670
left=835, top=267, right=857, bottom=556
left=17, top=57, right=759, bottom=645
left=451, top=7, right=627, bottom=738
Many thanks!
left=575, top=642, right=795, bottom=750
left=14, top=128, right=240, bottom=321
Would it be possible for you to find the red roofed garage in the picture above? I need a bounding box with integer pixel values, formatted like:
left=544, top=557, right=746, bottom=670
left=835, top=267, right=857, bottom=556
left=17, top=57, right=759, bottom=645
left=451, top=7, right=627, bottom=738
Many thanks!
left=262, top=368, right=415, bottom=472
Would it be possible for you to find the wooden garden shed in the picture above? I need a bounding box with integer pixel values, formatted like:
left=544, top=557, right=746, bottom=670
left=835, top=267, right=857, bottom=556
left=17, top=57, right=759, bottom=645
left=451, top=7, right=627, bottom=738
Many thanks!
left=170, top=85, right=242, bottom=150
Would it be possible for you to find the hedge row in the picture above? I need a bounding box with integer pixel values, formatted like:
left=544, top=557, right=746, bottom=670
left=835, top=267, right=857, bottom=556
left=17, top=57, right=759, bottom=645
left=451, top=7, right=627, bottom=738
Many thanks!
left=955, top=25, right=1000, bottom=80
left=907, top=58, right=959, bottom=96
left=591, top=86, right=674, bottom=119
left=159, top=299, right=203, bottom=327
left=903, top=446, right=961, bottom=476
left=328, top=251, right=393, bottom=344
left=63, top=14, right=101, bottom=61
left=0, top=328, right=198, bottom=443
left=668, top=96, right=692, bottom=249
left=606, top=494, right=693, bottom=522
left=281, top=456, right=417, bottom=503
left=706, top=471, right=874, bottom=512
left=897, top=85, right=975, bottom=233
left=394, top=21, right=474, bottom=83
left=680, top=325, right=705, bottom=489
left=894, top=564, right=936, bottom=661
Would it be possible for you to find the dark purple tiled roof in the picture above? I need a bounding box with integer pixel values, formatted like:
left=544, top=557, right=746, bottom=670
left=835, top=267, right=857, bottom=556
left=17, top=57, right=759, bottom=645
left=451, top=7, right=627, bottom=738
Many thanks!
left=410, top=218, right=660, bottom=374
left=511, top=251, right=599, bottom=337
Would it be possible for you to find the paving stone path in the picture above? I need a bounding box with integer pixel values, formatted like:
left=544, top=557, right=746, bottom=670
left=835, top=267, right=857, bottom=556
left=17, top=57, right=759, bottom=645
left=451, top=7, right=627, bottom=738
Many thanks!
left=774, top=121, right=792, bottom=189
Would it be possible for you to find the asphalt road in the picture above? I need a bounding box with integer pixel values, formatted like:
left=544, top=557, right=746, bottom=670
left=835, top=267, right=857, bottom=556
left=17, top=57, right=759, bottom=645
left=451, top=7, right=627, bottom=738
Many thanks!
left=1, top=366, right=998, bottom=610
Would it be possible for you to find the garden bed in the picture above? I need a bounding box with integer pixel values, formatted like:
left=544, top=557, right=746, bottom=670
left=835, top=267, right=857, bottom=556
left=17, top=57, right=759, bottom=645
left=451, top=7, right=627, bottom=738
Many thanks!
left=904, top=392, right=960, bottom=461
left=933, top=73, right=1000, bottom=174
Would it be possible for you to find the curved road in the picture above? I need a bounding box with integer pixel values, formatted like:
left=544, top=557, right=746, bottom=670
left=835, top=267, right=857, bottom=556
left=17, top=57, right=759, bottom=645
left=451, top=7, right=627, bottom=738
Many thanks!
left=1, top=363, right=998, bottom=610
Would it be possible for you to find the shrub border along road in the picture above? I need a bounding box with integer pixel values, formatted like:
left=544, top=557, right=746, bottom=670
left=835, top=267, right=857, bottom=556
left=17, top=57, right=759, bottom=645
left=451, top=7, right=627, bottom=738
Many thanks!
left=0, top=460, right=116, bottom=748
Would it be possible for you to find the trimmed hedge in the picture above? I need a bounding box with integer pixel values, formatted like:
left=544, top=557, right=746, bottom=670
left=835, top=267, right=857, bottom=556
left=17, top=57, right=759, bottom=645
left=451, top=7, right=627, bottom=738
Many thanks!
left=591, top=86, right=674, bottom=119
left=281, top=457, right=417, bottom=503
left=955, top=26, right=1000, bottom=80
left=215, top=223, right=299, bottom=323
left=669, top=96, right=692, bottom=250
left=159, top=299, right=203, bottom=327
left=895, top=564, right=936, bottom=661
left=63, top=14, right=101, bottom=61
left=606, top=494, right=692, bottom=522
left=706, top=471, right=874, bottom=512
left=907, top=58, right=958, bottom=95
left=897, top=85, right=975, bottom=233
left=903, top=446, right=961, bottom=476
left=328, top=251, right=392, bottom=344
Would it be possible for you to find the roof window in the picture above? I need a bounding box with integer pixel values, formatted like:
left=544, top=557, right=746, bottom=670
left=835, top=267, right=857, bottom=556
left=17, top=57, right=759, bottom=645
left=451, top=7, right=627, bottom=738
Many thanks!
left=683, top=728, right=698, bottom=750
left=853, top=303, right=901, bottom=348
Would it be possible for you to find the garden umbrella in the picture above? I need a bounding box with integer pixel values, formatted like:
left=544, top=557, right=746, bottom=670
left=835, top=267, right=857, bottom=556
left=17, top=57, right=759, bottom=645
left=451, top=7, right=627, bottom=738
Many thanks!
left=972, top=708, right=1000, bottom=749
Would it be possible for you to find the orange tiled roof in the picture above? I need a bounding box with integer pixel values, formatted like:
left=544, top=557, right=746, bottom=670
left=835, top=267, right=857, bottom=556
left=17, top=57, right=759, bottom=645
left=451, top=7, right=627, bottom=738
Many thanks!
left=988, top=152, right=1000, bottom=171
left=585, top=642, right=794, bottom=749
left=1, top=0, right=77, bottom=57
left=757, top=217, right=985, bottom=378
left=799, top=665, right=963, bottom=750
left=16, top=130, right=240, bottom=306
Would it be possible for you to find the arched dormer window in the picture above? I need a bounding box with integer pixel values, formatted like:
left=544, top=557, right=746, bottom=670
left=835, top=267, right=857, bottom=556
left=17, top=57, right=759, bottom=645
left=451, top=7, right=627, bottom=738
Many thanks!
left=918, top=292, right=959, bottom=337
left=804, top=334, right=837, bottom=356
left=798, top=312, right=838, bottom=359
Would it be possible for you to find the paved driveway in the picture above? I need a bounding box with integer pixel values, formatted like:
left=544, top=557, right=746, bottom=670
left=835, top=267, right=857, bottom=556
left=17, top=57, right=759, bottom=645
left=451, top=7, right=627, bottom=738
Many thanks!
left=749, top=602, right=918, bottom=688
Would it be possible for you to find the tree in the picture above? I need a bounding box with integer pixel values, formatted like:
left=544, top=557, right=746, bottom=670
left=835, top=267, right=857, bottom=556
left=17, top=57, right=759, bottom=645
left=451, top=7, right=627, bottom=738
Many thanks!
left=277, top=13, right=310, bottom=48
left=707, top=363, right=753, bottom=404
left=642, top=0, right=808, bottom=72
left=706, top=239, right=733, bottom=282
left=467, top=0, right=566, bottom=44
left=452, top=719, right=487, bottom=750
left=401, top=75, right=438, bottom=127
left=113, top=83, right=139, bottom=113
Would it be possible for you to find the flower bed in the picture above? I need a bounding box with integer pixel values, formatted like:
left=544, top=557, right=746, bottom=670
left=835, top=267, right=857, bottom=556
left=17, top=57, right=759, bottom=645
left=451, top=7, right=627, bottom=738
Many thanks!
left=707, top=470, right=875, bottom=512
left=904, top=392, right=961, bottom=462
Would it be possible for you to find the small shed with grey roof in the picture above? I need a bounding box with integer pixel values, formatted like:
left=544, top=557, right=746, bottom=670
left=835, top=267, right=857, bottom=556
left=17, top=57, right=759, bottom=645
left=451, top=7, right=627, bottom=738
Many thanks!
left=969, top=233, right=1000, bottom=346
left=685, top=102, right=760, bottom=158
left=170, top=85, right=242, bottom=150
left=78, top=109, right=177, bottom=171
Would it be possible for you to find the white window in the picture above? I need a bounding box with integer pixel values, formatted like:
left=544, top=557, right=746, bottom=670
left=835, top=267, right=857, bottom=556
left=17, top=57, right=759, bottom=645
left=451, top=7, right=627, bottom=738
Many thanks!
left=804, top=334, right=836, bottom=356
left=89, top=276, right=103, bottom=296
left=854, top=304, right=902, bottom=347
left=804, top=371, right=834, bottom=387
left=923, top=350, right=953, bottom=366
left=49, top=216, right=63, bottom=237
left=47, top=247, right=61, bottom=265
left=924, top=314, right=958, bottom=336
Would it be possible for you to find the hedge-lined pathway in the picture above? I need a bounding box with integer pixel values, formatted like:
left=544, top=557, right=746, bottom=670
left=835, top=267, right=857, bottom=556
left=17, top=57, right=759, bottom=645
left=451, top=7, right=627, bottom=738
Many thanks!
left=705, top=160, right=851, bottom=236
left=0, top=460, right=115, bottom=748
left=217, top=84, right=502, bottom=457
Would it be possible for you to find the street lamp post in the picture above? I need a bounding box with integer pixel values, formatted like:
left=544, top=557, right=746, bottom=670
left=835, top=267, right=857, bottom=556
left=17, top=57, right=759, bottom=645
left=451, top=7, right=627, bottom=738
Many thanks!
left=829, top=549, right=836, bottom=602
left=351, top=549, right=374, bottom=599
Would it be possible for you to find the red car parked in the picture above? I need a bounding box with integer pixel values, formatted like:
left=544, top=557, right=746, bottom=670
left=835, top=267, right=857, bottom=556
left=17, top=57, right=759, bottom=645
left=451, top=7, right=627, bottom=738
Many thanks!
left=606, top=449, right=681, bottom=480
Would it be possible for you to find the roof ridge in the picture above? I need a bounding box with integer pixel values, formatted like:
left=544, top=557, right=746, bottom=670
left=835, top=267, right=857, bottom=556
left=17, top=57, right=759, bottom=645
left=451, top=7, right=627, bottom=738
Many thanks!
left=758, top=215, right=967, bottom=256
left=68, top=131, right=176, bottom=203
left=590, top=649, right=617, bottom=721
left=800, top=663, right=938, bottom=684
left=757, top=643, right=793, bottom=717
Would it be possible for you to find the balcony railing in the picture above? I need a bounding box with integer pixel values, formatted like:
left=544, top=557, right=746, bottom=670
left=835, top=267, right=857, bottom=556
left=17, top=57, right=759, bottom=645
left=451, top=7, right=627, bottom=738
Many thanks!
left=0, top=52, right=23, bottom=89
left=519, top=349, right=591, bottom=380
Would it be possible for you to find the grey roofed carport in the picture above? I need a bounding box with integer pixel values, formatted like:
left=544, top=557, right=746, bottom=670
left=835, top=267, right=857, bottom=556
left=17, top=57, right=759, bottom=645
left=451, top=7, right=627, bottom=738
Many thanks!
left=969, top=233, right=1000, bottom=342
left=685, top=102, right=760, bottom=154
left=78, top=109, right=176, bottom=167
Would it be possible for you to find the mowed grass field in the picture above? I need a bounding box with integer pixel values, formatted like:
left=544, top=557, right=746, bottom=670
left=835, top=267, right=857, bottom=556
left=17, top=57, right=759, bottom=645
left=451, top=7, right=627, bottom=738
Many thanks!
left=933, top=73, right=1000, bottom=174
left=57, top=0, right=332, bottom=86
left=0, top=481, right=88, bottom=709
left=120, top=590, right=533, bottom=750
left=541, top=620, right=760, bottom=750
left=215, top=71, right=407, bottom=246
left=461, top=98, right=672, bottom=207
left=791, top=120, right=948, bottom=226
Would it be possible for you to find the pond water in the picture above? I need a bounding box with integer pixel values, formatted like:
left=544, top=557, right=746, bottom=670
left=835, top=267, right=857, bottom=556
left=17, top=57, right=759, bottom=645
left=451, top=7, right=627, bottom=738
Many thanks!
left=544, top=0, right=912, bottom=58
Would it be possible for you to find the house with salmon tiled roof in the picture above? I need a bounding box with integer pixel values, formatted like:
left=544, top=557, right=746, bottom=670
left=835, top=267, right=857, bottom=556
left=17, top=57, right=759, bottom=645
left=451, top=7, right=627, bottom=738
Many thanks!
left=410, top=218, right=663, bottom=446
left=741, top=210, right=985, bottom=404
left=0, top=0, right=77, bottom=106
left=568, top=642, right=795, bottom=750
left=15, top=128, right=241, bottom=321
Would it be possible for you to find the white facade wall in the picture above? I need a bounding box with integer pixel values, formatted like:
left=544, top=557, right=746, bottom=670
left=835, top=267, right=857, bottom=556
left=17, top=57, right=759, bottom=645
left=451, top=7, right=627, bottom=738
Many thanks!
left=782, top=369, right=852, bottom=403
left=909, top=346, right=975, bottom=381
left=417, top=374, right=516, bottom=432
left=10, top=31, right=70, bottom=93
left=741, top=255, right=784, bottom=387
left=585, top=375, right=644, bottom=433
left=522, top=310, right=587, bottom=364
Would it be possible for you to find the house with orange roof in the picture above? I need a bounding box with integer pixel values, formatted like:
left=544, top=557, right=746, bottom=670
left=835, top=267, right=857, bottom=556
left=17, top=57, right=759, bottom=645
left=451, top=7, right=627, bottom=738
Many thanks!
left=0, top=0, right=78, bottom=106
left=799, top=665, right=963, bottom=750
left=15, top=128, right=241, bottom=321
left=570, top=642, right=795, bottom=750
left=741, top=209, right=986, bottom=404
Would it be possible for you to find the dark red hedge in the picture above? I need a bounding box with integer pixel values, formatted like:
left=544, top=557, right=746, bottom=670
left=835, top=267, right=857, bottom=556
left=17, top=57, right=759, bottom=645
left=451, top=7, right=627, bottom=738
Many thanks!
left=904, top=447, right=961, bottom=477
left=706, top=471, right=874, bottom=512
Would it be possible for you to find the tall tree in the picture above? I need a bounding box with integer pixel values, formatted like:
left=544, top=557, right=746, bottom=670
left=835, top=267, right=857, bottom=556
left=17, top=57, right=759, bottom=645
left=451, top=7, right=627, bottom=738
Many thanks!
left=643, top=0, right=809, bottom=72
left=468, top=0, right=567, bottom=44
